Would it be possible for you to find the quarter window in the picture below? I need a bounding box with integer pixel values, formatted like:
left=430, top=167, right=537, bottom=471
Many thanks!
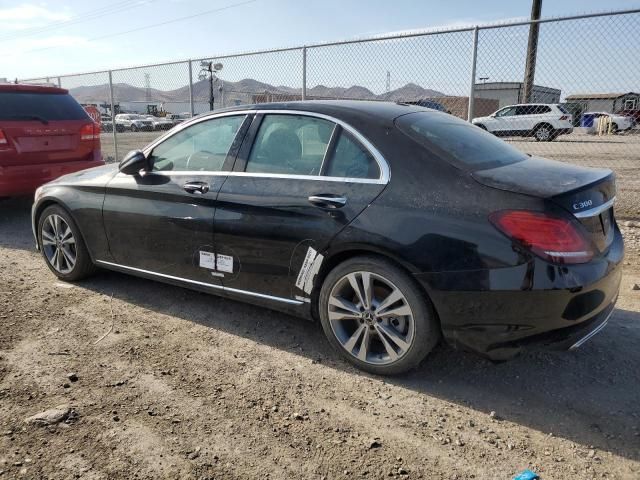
left=150, top=115, right=245, bottom=172
left=326, top=132, right=379, bottom=179
left=245, top=114, right=334, bottom=175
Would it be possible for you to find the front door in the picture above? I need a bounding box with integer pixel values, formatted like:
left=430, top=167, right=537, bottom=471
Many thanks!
left=214, top=112, right=388, bottom=300
left=102, top=114, right=250, bottom=284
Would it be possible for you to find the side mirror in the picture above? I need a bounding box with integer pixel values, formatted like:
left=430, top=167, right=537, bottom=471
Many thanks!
left=119, top=150, right=150, bottom=175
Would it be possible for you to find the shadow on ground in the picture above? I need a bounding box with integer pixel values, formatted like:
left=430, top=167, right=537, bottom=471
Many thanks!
left=75, top=269, right=640, bottom=463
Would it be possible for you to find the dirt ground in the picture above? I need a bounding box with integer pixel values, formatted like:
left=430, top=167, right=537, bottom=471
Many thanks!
left=1, top=197, right=639, bottom=480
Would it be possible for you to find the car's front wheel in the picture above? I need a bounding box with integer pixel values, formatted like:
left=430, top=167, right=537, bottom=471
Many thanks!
left=319, top=256, right=440, bottom=375
left=38, top=205, right=96, bottom=281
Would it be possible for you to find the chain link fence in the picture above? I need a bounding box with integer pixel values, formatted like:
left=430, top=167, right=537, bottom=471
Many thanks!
left=20, top=9, right=640, bottom=217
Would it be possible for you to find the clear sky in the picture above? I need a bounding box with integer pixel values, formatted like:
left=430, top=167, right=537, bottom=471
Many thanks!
left=2, top=0, right=639, bottom=99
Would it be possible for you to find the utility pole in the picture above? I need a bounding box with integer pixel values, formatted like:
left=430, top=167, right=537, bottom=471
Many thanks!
left=144, top=73, right=151, bottom=102
left=522, top=0, right=542, bottom=103
left=199, top=61, right=223, bottom=111
left=385, top=71, right=391, bottom=94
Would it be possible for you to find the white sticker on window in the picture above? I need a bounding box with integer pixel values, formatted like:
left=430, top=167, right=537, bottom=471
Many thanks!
left=199, top=251, right=216, bottom=270
left=296, top=247, right=317, bottom=290
left=216, top=254, right=234, bottom=273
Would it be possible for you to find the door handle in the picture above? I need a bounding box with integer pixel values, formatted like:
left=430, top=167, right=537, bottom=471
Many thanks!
left=183, top=181, right=210, bottom=194
left=308, top=195, right=347, bottom=209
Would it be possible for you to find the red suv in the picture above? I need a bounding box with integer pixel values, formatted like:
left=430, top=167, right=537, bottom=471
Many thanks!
left=0, top=84, right=103, bottom=198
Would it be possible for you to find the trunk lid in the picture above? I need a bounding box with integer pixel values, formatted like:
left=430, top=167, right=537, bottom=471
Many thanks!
left=472, top=156, right=616, bottom=253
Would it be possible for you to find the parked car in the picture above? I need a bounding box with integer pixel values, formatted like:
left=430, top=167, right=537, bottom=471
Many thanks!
left=0, top=83, right=103, bottom=198
left=100, top=114, right=114, bottom=132
left=31, top=101, right=622, bottom=375
left=585, top=111, right=634, bottom=132
left=145, top=115, right=174, bottom=131
left=473, top=103, right=573, bottom=141
left=166, top=113, right=191, bottom=125
left=616, top=109, right=640, bottom=126
left=115, top=114, right=154, bottom=132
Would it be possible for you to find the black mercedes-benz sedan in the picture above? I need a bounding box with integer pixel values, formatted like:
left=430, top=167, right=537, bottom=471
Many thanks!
left=31, top=101, right=623, bottom=375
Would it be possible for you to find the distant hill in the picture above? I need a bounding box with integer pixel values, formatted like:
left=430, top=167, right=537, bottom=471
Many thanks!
left=69, top=78, right=446, bottom=104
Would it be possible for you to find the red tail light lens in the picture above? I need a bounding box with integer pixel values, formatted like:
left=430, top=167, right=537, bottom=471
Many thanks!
left=80, top=123, right=100, bottom=141
left=489, top=210, right=593, bottom=264
left=0, top=128, right=7, bottom=146
left=559, top=115, right=569, bottom=121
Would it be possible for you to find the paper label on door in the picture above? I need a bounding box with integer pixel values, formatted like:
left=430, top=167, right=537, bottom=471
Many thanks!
left=199, top=251, right=216, bottom=270
left=303, top=253, right=324, bottom=294
left=216, top=254, right=234, bottom=273
left=296, top=247, right=317, bottom=290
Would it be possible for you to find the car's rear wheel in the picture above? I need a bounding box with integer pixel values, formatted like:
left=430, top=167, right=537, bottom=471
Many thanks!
left=319, top=256, right=440, bottom=375
left=131, top=125, right=139, bottom=132
left=534, top=124, right=554, bottom=142
left=611, top=122, right=618, bottom=134
left=38, top=205, right=96, bottom=281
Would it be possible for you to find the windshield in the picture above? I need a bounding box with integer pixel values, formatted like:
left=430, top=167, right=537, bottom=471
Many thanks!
left=395, top=112, right=528, bottom=171
left=0, top=91, right=89, bottom=121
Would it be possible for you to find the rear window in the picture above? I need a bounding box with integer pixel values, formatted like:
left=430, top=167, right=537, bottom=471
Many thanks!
left=0, top=91, right=89, bottom=121
left=395, top=112, right=528, bottom=171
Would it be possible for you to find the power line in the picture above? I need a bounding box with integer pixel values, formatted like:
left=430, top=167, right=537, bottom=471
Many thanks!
left=8, top=0, right=260, bottom=56
left=0, top=0, right=159, bottom=41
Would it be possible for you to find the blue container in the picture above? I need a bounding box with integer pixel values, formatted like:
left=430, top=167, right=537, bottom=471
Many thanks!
left=581, top=113, right=596, bottom=128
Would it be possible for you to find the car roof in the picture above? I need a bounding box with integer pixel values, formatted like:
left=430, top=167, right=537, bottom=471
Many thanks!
left=0, top=83, right=68, bottom=94
left=198, top=100, right=430, bottom=121
left=504, top=103, right=558, bottom=107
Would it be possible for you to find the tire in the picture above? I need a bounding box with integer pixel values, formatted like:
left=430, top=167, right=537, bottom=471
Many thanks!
left=534, top=124, right=554, bottom=142
left=611, top=123, right=618, bottom=134
left=37, top=205, right=96, bottom=282
left=319, top=255, right=440, bottom=375
left=130, top=124, right=139, bottom=133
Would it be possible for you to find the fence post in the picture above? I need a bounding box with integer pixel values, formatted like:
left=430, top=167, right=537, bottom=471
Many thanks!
left=188, top=60, right=195, bottom=116
left=467, top=26, right=479, bottom=122
left=302, top=47, right=307, bottom=101
left=57, top=77, right=61, bottom=88
left=108, top=70, right=119, bottom=162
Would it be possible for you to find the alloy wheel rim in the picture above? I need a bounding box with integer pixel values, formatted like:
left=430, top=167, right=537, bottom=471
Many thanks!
left=328, top=271, right=415, bottom=365
left=41, top=214, right=77, bottom=274
left=537, top=127, right=550, bottom=140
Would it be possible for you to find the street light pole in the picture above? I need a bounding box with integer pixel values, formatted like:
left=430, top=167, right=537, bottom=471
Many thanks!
left=199, top=61, right=223, bottom=111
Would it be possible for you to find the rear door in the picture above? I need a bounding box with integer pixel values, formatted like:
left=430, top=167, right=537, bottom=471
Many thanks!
left=214, top=112, right=388, bottom=300
left=0, top=90, right=97, bottom=166
left=102, top=114, right=250, bottom=284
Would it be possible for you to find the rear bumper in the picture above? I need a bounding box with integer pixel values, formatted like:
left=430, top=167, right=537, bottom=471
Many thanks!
left=0, top=159, right=104, bottom=197
left=416, top=227, right=624, bottom=360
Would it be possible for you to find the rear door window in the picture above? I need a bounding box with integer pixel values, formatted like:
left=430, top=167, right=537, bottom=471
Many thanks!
left=395, top=112, right=528, bottom=171
left=0, top=92, right=89, bottom=121
left=245, top=114, right=335, bottom=175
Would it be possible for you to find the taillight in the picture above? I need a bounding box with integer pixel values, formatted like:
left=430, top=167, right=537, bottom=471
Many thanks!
left=559, top=115, right=569, bottom=121
left=80, top=123, right=100, bottom=142
left=489, top=210, right=593, bottom=264
left=0, top=128, right=7, bottom=146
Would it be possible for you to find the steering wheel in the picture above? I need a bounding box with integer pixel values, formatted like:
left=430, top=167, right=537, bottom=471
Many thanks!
left=185, top=151, right=216, bottom=171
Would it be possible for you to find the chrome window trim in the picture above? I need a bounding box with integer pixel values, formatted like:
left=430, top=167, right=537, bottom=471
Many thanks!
left=140, top=170, right=387, bottom=184
left=142, top=109, right=390, bottom=184
left=95, top=260, right=303, bottom=306
left=573, top=197, right=616, bottom=218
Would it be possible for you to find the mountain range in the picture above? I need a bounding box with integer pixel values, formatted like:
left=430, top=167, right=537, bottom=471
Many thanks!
left=69, top=78, right=445, bottom=104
